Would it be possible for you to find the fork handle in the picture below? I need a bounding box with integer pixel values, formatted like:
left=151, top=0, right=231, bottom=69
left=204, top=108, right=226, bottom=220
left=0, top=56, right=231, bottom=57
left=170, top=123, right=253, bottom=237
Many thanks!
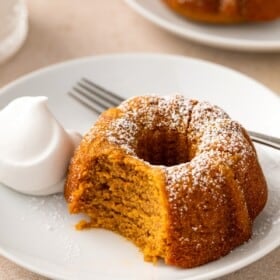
left=248, top=130, right=280, bottom=150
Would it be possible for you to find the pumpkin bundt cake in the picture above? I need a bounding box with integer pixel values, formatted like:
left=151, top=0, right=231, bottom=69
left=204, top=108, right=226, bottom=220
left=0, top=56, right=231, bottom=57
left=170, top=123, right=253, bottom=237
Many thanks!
left=162, top=0, right=280, bottom=24
left=64, top=95, right=267, bottom=268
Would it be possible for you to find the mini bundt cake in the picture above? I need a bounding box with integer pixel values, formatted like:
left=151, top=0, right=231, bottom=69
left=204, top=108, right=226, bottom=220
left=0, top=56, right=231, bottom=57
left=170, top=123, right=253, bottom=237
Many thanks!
left=162, top=0, right=280, bottom=24
left=64, top=95, right=267, bottom=268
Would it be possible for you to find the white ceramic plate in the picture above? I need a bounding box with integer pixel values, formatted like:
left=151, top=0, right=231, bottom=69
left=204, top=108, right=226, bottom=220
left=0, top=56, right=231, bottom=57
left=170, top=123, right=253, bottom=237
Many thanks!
left=125, top=0, right=280, bottom=52
left=0, top=54, right=280, bottom=280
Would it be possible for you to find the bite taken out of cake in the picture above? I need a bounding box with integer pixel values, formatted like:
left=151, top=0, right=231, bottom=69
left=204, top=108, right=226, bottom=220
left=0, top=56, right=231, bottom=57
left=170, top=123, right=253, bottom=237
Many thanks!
left=64, top=95, right=267, bottom=268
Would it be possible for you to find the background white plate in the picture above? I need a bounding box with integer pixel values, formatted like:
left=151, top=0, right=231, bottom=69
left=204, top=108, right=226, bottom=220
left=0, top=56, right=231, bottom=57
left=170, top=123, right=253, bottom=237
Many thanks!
left=0, top=54, right=280, bottom=280
left=125, top=0, right=280, bottom=52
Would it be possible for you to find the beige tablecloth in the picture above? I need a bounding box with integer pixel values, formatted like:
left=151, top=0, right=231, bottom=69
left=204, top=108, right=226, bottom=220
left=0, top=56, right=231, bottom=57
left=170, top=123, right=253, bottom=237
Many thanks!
left=0, top=1, right=280, bottom=279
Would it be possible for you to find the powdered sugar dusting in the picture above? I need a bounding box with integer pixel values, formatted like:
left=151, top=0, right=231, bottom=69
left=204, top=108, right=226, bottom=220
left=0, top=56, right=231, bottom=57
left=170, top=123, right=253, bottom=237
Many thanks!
left=22, top=194, right=81, bottom=262
left=163, top=150, right=233, bottom=246
left=188, top=101, right=255, bottom=183
left=164, top=150, right=228, bottom=207
left=106, top=117, right=138, bottom=154
left=72, top=94, right=266, bottom=259
left=106, top=95, right=195, bottom=156
left=161, top=100, right=261, bottom=247
left=26, top=195, right=67, bottom=231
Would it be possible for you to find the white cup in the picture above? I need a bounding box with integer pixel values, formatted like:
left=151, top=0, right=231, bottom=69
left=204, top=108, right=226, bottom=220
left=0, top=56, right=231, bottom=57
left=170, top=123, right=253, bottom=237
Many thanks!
left=0, top=0, right=28, bottom=64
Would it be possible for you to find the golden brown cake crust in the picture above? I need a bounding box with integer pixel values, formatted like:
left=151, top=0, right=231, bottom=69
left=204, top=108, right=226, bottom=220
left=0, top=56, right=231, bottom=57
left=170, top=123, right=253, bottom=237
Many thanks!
left=163, top=101, right=267, bottom=267
left=162, top=0, right=280, bottom=24
left=64, top=95, right=267, bottom=268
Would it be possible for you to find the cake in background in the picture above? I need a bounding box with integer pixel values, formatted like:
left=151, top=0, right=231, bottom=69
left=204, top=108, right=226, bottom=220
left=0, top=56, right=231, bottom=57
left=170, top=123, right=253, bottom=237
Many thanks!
left=162, top=0, right=280, bottom=24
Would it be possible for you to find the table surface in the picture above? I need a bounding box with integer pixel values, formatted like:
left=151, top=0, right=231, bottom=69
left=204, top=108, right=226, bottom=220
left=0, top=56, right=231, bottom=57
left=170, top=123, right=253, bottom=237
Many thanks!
left=0, top=1, right=280, bottom=279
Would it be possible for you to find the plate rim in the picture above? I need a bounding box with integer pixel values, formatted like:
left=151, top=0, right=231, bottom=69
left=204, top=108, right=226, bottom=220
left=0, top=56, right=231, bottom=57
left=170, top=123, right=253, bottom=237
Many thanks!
left=0, top=236, right=280, bottom=280
left=0, top=52, right=277, bottom=98
left=0, top=53, right=280, bottom=280
left=125, top=0, right=280, bottom=52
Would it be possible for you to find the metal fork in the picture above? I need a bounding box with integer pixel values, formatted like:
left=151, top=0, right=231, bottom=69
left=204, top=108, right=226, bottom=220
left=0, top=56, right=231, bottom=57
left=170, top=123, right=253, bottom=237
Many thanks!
left=69, top=78, right=280, bottom=150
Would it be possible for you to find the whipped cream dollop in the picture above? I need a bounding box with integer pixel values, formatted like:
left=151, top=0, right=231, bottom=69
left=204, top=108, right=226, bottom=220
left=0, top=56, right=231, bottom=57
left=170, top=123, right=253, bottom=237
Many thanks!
left=0, top=96, right=81, bottom=195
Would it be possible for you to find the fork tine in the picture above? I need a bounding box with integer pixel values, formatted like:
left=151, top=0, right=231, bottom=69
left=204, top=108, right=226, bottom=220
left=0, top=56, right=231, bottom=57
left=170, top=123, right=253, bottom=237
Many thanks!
left=77, top=80, right=120, bottom=108
left=69, top=78, right=125, bottom=114
left=68, top=91, right=103, bottom=114
left=82, top=77, right=124, bottom=103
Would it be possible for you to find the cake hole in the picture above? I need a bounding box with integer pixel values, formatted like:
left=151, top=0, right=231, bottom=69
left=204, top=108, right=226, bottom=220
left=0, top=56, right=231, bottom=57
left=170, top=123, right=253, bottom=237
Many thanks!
left=100, top=183, right=110, bottom=190
left=136, top=129, right=189, bottom=166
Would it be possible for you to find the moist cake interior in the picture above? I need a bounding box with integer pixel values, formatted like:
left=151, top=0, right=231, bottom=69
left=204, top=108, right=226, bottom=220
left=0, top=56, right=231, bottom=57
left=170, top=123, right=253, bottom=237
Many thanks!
left=74, top=133, right=175, bottom=261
